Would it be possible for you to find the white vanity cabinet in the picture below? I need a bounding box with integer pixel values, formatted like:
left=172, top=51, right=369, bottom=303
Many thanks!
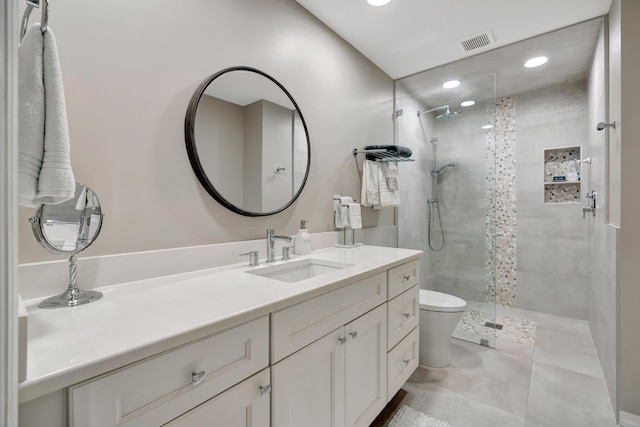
left=272, top=304, right=387, bottom=427
left=68, top=316, right=269, bottom=427
left=19, top=247, right=423, bottom=427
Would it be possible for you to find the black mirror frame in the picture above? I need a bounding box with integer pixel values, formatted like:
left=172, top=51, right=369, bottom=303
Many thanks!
left=184, top=66, right=311, bottom=217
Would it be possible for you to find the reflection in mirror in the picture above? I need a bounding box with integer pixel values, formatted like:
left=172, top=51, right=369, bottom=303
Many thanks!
left=30, top=183, right=105, bottom=308
left=185, top=66, right=310, bottom=216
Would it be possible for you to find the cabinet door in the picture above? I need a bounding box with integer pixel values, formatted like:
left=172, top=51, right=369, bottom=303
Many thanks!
left=345, top=305, right=387, bottom=427
left=272, top=327, right=346, bottom=427
left=164, top=368, right=270, bottom=427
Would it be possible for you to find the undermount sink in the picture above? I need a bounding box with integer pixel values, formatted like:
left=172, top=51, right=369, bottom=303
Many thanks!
left=247, top=258, right=352, bottom=283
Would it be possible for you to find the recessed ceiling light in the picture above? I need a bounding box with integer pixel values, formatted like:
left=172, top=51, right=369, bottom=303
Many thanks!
left=367, top=0, right=391, bottom=5
left=461, top=100, right=475, bottom=107
left=442, top=80, right=460, bottom=89
left=524, top=56, right=548, bottom=68
left=482, top=124, right=494, bottom=129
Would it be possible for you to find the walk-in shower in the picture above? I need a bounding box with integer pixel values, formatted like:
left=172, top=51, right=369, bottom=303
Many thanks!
left=396, top=73, right=497, bottom=347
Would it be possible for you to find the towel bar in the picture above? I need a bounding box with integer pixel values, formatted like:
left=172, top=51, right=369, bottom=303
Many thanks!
left=352, top=148, right=414, bottom=162
left=20, top=0, right=49, bottom=42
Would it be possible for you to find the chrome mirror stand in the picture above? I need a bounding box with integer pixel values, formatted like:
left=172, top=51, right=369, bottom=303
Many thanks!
left=39, top=254, right=102, bottom=308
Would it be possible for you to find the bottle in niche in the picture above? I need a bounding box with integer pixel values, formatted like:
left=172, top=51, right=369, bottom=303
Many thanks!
left=567, top=160, right=580, bottom=182
left=294, top=220, right=312, bottom=255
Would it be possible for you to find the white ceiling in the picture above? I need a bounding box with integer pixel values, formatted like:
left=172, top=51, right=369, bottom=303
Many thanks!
left=295, top=0, right=612, bottom=80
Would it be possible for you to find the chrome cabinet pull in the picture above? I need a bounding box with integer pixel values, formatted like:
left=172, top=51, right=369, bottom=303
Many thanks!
left=403, top=358, right=410, bottom=366
left=192, top=371, right=206, bottom=386
left=259, top=384, right=271, bottom=397
left=403, top=274, right=411, bottom=281
left=349, top=331, right=358, bottom=339
left=338, top=337, right=347, bottom=345
left=402, top=312, right=411, bottom=319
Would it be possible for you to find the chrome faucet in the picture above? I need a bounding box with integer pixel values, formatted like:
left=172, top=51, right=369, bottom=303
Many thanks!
left=266, top=229, right=292, bottom=263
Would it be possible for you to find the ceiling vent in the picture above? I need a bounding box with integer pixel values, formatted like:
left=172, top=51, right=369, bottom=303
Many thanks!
left=458, top=30, right=496, bottom=53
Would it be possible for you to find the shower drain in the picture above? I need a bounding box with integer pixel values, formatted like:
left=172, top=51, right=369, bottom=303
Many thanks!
left=484, top=321, right=503, bottom=330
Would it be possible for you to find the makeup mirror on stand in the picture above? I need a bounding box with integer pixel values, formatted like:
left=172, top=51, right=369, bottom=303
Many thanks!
left=30, top=182, right=105, bottom=308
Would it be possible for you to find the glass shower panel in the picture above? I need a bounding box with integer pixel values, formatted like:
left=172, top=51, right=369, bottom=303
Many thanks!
left=395, top=73, right=497, bottom=347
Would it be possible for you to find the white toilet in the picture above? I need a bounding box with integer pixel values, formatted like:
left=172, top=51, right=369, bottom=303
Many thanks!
left=419, top=289, right=467, bottom=368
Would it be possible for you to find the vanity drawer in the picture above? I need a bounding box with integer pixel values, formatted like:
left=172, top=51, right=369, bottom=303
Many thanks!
left=387, top=326, right=419, bottom=402
left=69, top=316, right=269, bottom=427
left=387, top=285, right=419, bottom=350
left=387, top=260, right=419, bottom=299
left=271, top=271, right=387, bottom=362
left=164, top=368, right=270, bottom=427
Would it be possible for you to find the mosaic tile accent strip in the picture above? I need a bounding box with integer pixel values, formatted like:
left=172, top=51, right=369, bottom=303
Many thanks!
left=455, top=309, right=537, bottom=346
left=485, top=101, right=497, bottom=303
left=492, top=97, right=517, bottom=306
left=544, top=183, right=581, bottom=203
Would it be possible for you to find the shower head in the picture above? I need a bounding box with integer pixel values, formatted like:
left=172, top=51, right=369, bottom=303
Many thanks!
left=435, top=108, right=462, bottom=120
left=432, top=162, right=458, bottom=175
left=418, top=105, right=462, bottom=120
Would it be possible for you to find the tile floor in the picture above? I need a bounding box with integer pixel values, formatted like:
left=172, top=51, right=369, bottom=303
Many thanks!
left=397, top=306, right=618, bottom=427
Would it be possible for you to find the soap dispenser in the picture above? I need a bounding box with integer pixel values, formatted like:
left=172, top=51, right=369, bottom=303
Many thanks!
left=294, top=220, right=312, bottom=255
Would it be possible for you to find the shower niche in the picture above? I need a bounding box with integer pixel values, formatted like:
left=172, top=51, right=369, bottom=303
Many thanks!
left=543, top=146, right=581, bottom=203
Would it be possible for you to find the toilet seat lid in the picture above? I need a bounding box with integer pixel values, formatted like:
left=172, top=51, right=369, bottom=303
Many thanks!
left=419, top=289, right=467, bottom=312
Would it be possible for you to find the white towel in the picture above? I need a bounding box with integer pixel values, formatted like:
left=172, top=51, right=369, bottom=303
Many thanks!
left=335, top=196, right=351, bottom=228
left=376, top=162, right=400, bottom=209
left=348, top=203, right=362, bottom=229
left=18, top=25, right=45, bottom=207
left=18, top=24, right=75, bottom=207
left=361, top=160, right=380, bottom=207
left=386, top=162, right=399, bottom=190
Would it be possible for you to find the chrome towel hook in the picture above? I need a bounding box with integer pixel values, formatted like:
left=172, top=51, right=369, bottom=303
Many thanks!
left=19, top=0, right=49, bottom=42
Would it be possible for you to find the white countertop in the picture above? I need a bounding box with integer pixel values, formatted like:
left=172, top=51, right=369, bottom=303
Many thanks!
left=19, top=245, right=421, bottom=403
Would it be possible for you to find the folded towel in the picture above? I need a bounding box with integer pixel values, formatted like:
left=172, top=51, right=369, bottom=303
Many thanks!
left=18, top=24, right=75, bottom=207
left=364, top=144, right=412, bottom=160
left=36, top=26, right=75, bottom=204
left=335, top=196, right=353, bottom=228
left=386, top=162, right=399, bottom=190
left=18, top=25, right=46, bottom=207
left=376, top=162, right=400, bottom=209
left=348, top=203, right=362, bottom=229
left=361, top=160, right=380, bottom=207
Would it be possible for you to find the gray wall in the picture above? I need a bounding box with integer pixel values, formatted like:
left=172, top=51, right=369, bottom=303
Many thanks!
left=17, top=0, right=395, bottom=263
left=515, top=81, right=590, bottom=319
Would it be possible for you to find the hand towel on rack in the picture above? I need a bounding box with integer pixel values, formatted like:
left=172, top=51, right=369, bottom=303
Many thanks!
left=36, top=26, right=75, bottom=204
left=386, top=162, right=399, bottom=190
left=18, top=24, right=75, bottom=207
left=375, top=162, right=400, bottom=209
left=361, top=160, right=380, bottom=207
left=18, top=24, right=46, bottom=207
left=335, top=196, right=352, bottom=228
left=348, top=203, right=362, bottom=229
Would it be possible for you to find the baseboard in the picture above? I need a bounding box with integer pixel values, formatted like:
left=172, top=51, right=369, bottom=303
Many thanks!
left=620, top=411, right=640, bottom=427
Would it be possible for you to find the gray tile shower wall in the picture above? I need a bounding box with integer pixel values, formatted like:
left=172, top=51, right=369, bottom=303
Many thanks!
left=514, top=80, right=590, bottom=319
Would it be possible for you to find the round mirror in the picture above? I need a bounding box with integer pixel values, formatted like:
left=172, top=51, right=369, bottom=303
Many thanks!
left=30, top=183, right=104, bottom=308
left=185, top=66, right=311, bottom=216
left=31, top=182, right=103, bottom=254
